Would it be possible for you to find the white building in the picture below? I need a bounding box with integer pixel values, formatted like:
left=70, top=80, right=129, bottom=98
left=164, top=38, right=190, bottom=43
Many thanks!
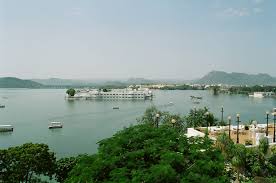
left=249, top=92, right=274, bottom=98
left=67, top=87, right=153, bottom=100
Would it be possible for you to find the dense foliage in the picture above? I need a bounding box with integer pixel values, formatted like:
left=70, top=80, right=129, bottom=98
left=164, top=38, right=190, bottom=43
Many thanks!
left=65, top=124, right=228, bottom=183
left=0, top=143, right=56, bottom=183
left=137, top=106, right=186, bottom=131
left=215, top=134, right=276, bottom=182
left=66, top=88, right=76, bottom=97
left=55, top=156, right=81, bottom=183
left=158, top=84, right=204, bottom=90
left=185, top=107, right=219, bottom=128
left=228, top=85, right=276, bottom=95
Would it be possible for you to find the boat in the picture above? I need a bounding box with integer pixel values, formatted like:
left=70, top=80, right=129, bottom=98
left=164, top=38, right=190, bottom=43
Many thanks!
left=113, top=106, right=120, bottom=109
left=48, top=122, right=63, bottom=129
left=168, top=102, right=174, bottom=105
left=190, top=96, right=202, bottom=100
left=0, top=125, right=13, bottom=132
left=0, top=105, right=5, bottom=108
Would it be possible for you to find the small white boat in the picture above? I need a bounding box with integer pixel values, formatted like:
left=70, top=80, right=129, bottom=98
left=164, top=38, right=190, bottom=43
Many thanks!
left=0, top=125, right=13, bottom=132
left=168, top=102, right=174, bottom=105
left=48, top=122, right=63, bottom=129
left=113, top=106, right=120, bottom=109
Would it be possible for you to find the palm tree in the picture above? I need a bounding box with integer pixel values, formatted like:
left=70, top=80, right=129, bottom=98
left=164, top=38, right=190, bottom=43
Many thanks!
left=258, top=137, right=269, bottom=156
left=232, top=144, right=246, bottom=182
left=215, top=133, right=234, bottom=160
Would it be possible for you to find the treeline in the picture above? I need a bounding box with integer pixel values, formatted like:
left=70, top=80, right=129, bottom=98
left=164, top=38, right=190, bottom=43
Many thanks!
left=158, top=84, right=204, bottom=90
left=1, top=107, right=276, bottom=182
left=228, top=85, right=276, bottom=95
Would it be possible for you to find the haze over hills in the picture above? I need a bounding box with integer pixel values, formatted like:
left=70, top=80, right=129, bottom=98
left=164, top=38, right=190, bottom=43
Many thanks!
left=0, top=77, right=160, bottom=88
left=194, top=71, right=276, bottom=86
left=1, top=71, right=276, bottom=88
left=31, top=78, right=95, bottom=87
left=0, top=77, right=43, bottom=88
left=31, top=78, right=159, bottom=87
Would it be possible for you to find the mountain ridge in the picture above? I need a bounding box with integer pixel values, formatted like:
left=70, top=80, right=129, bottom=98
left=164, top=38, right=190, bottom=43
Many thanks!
left=194, top=71, right=276, bottom=85
left=1, top=71, right=276, bottom=88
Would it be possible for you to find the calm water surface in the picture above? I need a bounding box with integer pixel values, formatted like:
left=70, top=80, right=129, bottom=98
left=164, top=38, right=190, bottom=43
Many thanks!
left=0, top=89, right=275, bottom=157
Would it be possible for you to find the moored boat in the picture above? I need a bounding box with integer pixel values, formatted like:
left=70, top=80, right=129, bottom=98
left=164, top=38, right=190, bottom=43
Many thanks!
left=190, top=96, right=202, bottom=100
left=0, top=125, right=13, bottom=132
left=48, top=122, right=63, bottom=129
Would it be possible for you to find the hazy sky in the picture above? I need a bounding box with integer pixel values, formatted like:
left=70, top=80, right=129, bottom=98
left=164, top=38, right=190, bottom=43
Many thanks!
left=1, top=0, right=275, bottom=79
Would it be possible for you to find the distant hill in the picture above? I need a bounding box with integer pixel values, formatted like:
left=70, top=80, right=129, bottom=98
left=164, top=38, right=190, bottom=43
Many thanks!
left=32, top=77, right=159, bottom=87
left=31, top=78, right=91, bottom=86
left=195, top=71, right=276, bottom=85
left=125, top=78, right=157, bottom=84
left=0, top=77, right=43, bottom=88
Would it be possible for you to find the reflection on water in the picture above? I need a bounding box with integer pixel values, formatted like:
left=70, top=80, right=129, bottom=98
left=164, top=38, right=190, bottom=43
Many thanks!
left=0, top=131, right=13, bottom=136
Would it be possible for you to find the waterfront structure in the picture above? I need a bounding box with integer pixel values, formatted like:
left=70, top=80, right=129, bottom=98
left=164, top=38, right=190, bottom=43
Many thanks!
left=66, top=86, right=153, bottom=100
left=186, top=123, right=276, bottom=146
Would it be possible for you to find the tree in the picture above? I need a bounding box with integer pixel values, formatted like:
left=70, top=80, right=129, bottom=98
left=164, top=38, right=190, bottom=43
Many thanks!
left=232, top=144, right=247, bottom=182
left=258, top=137, right=269, bottom=156
left=64, top=155, right=97, bottom=183
left=65, top=124, right=228, bottom=182
left=66, top=88, right=76, bottom=97
left=215, top=133, right=235, bottom=160
left=138, top=106, right=186, bottom=131
left=0, top=143, right=56, bottom=183
left=185, top=107, right=218, bottom=128
left=245, top=137, right=276, bottom=178
left=160, top=112, right=186, bottom=132
left=55, top=156, right=80, bottom=183
left=137, top=106, right=160, bottom=127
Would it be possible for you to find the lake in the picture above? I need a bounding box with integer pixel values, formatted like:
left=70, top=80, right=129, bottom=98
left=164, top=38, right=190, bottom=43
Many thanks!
left=0, top=89, right=276, bottom=157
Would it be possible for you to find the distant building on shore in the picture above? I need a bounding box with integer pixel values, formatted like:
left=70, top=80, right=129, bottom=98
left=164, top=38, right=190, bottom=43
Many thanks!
left=249, top=92, right=274, bottom=98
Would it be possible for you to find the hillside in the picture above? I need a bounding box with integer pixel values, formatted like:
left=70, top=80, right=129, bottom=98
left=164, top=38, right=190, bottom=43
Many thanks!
left=32, top=77, right=159, bottom=87
left=195, top=71, right=276, bottom=85
left=32, top=78, right=90, bottom=86
left=125, top=78, right=157, bottom=84
left=0, top=77, right=43, bottom=88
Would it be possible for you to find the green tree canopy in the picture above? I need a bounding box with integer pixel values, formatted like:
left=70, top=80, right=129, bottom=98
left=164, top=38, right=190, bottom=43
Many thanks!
left=66, top=88, right=76, bottom=97
left=55, top=156, right=82, bottom=183
left=185, top=107, right=218, bottom=128
left=0, top=143, right=56, bottom=183
left=65, top=124, right=228, bottom=182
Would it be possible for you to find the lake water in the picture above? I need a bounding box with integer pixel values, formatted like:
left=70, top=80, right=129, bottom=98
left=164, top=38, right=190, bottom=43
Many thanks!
left=0, top=89, right=276, bottom=157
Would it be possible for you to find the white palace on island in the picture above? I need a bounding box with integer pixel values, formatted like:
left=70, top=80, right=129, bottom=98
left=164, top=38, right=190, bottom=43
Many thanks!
left=66, top=85, right=153, bottom=100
